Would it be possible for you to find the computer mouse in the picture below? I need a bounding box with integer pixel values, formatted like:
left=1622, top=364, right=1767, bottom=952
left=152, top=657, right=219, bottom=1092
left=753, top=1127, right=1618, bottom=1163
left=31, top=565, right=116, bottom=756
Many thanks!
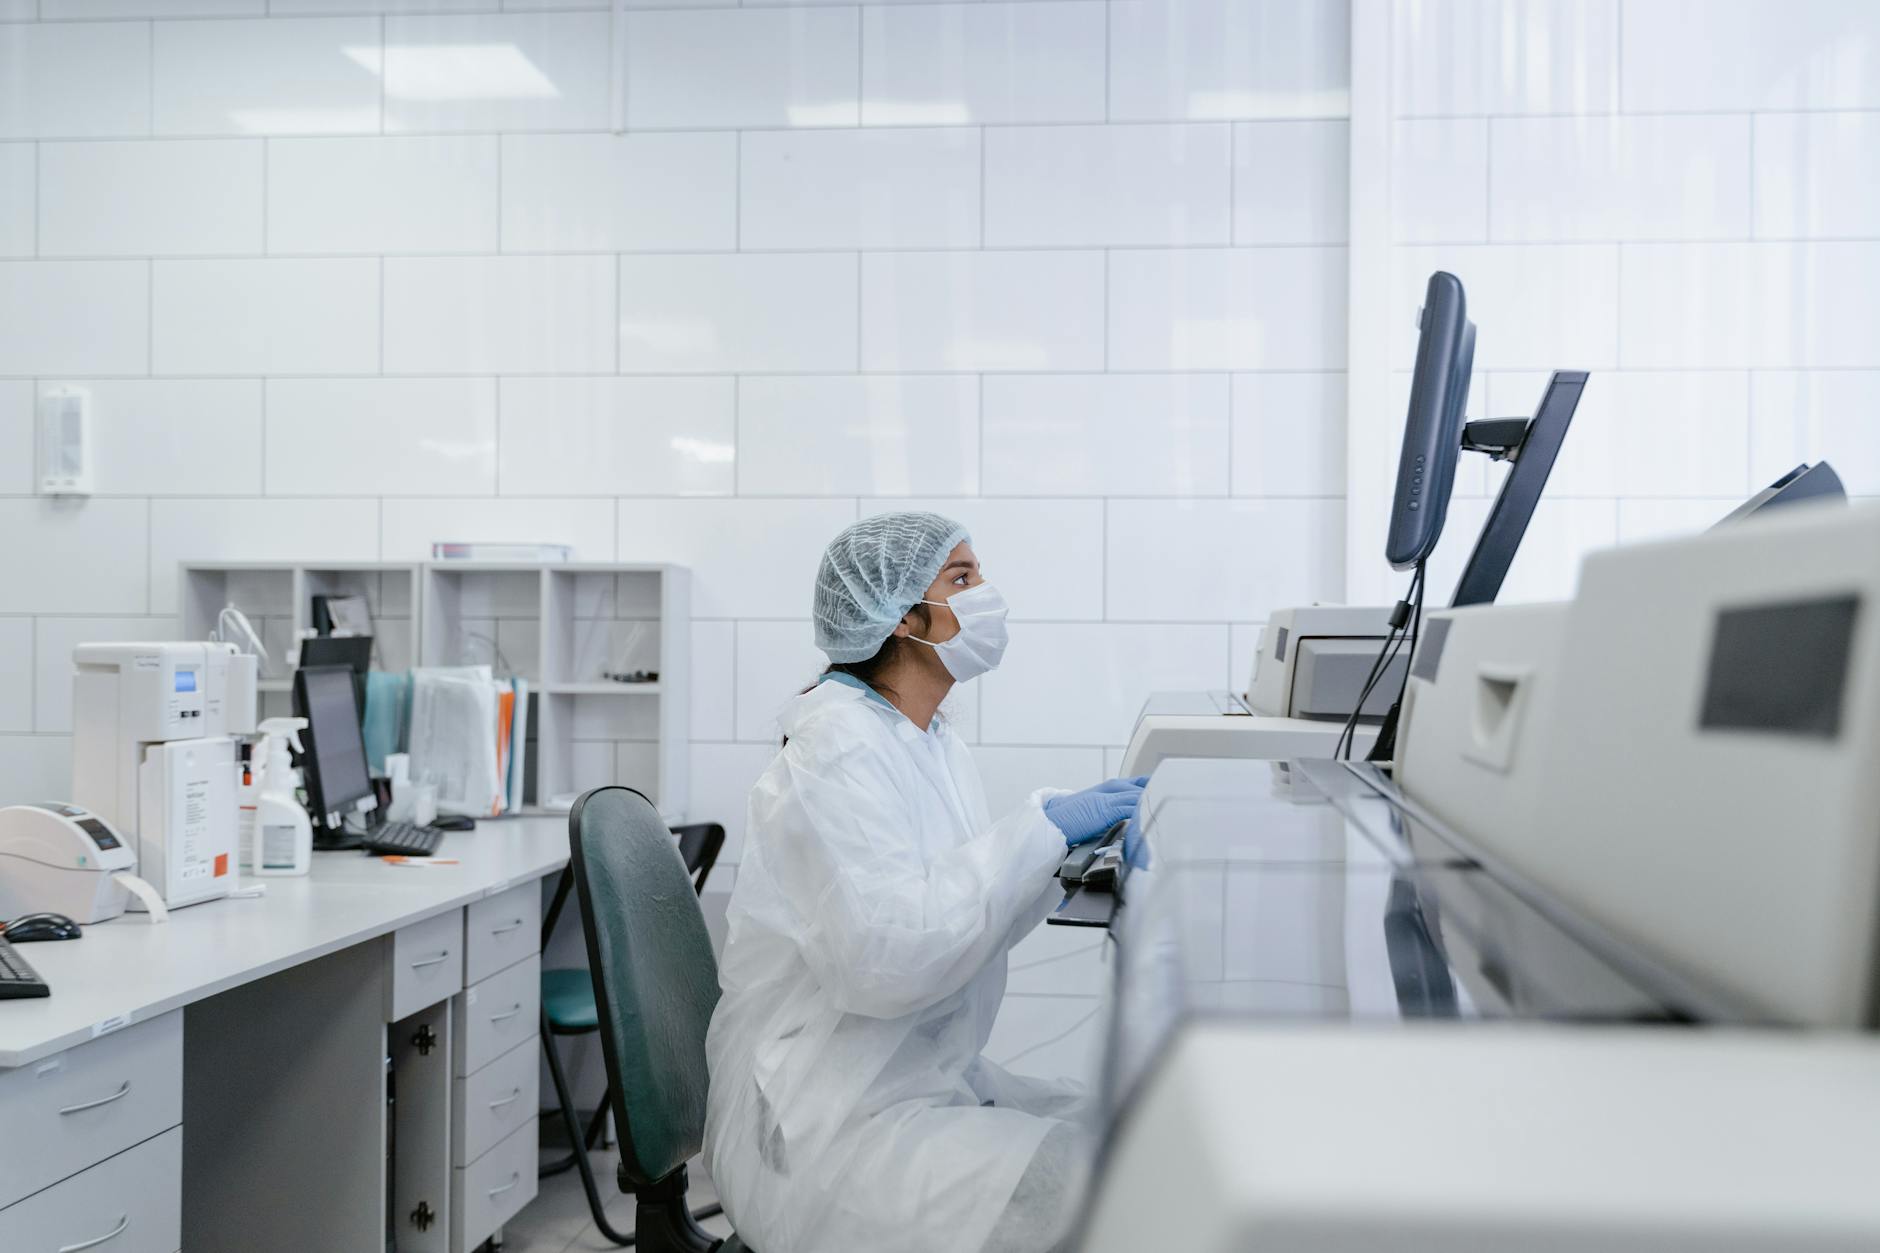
left=4, top=912, right=82, bottom=942
left=432, top=815, right=476, bottom=832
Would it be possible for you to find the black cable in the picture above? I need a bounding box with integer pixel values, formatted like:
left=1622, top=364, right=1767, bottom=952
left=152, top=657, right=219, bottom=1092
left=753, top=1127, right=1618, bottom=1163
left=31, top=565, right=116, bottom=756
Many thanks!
left=1335, top=618, right=1401, bottom=760
left=1368, top=559, right=1428, bottom=764
left=1335, top=564, right=1424, bottom=761
left=1335, top=574, right=1415, bottom=760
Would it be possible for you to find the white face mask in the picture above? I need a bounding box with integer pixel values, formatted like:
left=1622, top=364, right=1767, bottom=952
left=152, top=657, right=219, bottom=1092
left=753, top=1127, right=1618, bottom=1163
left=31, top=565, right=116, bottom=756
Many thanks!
left=910, top=582, right=1010, bottom=683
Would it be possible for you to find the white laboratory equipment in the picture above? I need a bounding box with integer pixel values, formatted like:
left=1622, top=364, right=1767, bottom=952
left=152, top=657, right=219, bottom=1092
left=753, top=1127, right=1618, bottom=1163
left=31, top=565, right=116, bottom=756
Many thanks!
left=1089, top=499, right=1880, bottom=1251
left=0, top=802, right=139, bottom=924
left=1119, top=605, right=1391, bottom=774
left=71, top=642, right=259, bottom=910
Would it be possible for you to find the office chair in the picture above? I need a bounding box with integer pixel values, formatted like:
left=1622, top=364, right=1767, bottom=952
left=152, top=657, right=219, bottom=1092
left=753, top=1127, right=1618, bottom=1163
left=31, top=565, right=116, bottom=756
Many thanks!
left=541, top=822, right=724, bottom=1187
left=550, top=791, right=742, bottom=1252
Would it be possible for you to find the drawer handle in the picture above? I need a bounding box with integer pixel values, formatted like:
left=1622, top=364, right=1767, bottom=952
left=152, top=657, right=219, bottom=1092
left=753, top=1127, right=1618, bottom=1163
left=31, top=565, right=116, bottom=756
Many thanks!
left=489, top=1003, right=524, bottom=1023
left=409, top=951, right=452, bottom=970
left=488, top=1087, right=522, bottom=1110
left=487, top=1172, right=521, bottom=1199
left=489, top=918, right=525, bottom=936
left=59, top=1214, right=129, bottom=1252
left=59, top=1080, right=132, bottom=1116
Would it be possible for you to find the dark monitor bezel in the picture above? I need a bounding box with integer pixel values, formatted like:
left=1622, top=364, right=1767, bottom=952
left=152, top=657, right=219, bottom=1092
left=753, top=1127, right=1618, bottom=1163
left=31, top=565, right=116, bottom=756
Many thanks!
left=292, top=663, right=375, bottom=832
left=298, top=635, right=373, bottom=727
left=1387, top=271, right=1476, bottom=571
left=1712, top=461, right=1846, bottom=529
left=1449, top=370, right=1588, bottom=608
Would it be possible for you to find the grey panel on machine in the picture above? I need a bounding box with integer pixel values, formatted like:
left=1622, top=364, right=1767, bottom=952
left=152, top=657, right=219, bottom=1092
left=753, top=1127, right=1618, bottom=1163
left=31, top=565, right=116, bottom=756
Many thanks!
left=1293, top=639, right=1409, bottom=721
left=1700, top=594, right=1859, bottom=739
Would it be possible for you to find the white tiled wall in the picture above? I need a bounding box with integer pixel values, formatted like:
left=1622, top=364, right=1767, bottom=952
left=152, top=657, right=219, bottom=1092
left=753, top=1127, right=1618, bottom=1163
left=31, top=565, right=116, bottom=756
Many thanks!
left=1381, top=0, right=1880, bottom=605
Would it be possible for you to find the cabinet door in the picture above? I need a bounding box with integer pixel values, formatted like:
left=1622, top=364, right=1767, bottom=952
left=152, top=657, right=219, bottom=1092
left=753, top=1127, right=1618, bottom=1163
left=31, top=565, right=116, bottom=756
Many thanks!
left=453, top=1036, right=539, bottom=1167
left=0, top=1013, right=182, bottom=1208
left=0, top=1126, right=181, bottom=1253
left=388, top=908, right=465, bottom=1022
left=451, top=1118, right=539, bottom=1253
left=465, top=882, right=541, bottom=986
left=452, top=954, right=539, bottom=1078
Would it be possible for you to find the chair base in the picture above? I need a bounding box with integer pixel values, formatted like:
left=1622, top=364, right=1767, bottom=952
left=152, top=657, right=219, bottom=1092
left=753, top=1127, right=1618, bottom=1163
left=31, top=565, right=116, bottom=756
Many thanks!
left=628, top=1166, right=725, bottom=1253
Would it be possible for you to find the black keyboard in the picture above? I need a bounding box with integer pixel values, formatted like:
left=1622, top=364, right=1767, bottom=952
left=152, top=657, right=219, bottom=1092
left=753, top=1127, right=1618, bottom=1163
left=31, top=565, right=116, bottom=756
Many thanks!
left=0, top=938, right=49, bottom=999
left=363, top=821, right=445, bottom=858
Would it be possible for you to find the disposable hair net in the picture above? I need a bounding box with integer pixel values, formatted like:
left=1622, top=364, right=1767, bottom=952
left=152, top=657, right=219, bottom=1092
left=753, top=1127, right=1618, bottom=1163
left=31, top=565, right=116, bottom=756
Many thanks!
left=814, top=512, right=971, bottom=663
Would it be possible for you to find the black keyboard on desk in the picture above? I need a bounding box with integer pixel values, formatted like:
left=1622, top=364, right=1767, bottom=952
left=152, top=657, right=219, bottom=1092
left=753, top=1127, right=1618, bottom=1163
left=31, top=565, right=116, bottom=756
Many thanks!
left=363, top=821, right=445, bottom=858
left=0, top=938, right=49, bottom=999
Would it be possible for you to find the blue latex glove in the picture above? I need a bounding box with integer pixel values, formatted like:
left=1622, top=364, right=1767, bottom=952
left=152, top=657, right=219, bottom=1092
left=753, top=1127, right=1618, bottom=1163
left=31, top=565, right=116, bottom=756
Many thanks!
left=1045, top=776, right=1148, bottom=847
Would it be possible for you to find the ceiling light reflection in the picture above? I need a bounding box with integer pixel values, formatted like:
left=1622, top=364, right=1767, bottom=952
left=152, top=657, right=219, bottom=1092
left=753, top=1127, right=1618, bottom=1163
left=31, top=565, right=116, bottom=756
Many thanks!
left=861, top=101, right=972, bottom=126
left=670, top=437, right=736, bottom=465
left=345, top=44, right=562, bottom=102
left=228, top=108, right=382, bottom=134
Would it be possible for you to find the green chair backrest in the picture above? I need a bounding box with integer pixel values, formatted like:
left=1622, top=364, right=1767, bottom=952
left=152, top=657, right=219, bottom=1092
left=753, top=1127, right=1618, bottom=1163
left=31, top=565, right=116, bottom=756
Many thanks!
left=568, top=786, right=722, bottom=1186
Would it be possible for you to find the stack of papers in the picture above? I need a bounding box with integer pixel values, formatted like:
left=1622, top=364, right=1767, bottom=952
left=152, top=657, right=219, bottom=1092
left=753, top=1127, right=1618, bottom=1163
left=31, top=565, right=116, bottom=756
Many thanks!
left=409, top=666, right=532, bottom=817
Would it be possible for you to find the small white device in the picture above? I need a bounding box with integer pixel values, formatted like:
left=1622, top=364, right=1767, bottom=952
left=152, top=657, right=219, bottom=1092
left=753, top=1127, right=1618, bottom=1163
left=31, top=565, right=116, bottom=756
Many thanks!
left=71, top=642, right=258, bottom=911
left=1120, top=605, right=1391, bottom=774
left=1244, top=605, right=1399, bottom=719
left=38, top=386, right=94, bottom=497
left=0, top=803, right=137, bottom=924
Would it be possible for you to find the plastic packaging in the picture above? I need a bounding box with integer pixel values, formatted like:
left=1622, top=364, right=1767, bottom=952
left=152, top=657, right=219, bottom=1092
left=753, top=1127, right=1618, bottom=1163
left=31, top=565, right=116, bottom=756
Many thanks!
left=384, top=753, right=438, bottom=827
left=252, top=717, right=313, bottom=877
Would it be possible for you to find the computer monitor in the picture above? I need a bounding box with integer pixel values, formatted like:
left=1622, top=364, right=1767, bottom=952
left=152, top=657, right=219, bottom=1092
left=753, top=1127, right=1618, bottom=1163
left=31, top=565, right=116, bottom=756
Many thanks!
left=298, top=634, right=372, bottom=727
left=293, top=664, right=375, bottom=850
left=1449, top=371, right=1587, bottom=607
left=1713, top=462, right=1846, bottom=529
left=1386, top=272, right=1477, bottom=571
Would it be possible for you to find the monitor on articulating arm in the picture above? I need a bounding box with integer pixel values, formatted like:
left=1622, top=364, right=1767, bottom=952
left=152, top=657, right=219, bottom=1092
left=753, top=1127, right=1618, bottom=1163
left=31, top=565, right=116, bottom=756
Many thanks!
left=1386, top=271, right=1476, bottom=571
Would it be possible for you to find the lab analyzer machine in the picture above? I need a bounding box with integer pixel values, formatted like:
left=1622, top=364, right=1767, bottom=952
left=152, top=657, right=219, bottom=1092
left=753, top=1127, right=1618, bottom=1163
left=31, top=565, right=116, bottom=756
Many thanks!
left=70, top=641, right=259, bottom=910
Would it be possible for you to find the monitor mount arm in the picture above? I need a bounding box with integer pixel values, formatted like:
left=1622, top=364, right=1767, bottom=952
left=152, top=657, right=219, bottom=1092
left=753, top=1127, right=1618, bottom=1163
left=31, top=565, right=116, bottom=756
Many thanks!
left=1460, top=417, right=1535, bottom=462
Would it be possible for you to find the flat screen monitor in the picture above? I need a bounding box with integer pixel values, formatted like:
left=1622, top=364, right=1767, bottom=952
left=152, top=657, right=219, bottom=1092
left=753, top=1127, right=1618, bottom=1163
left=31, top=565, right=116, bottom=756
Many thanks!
left=1449, top=371, right=1587, bottom=608
left=1386, top=271, right=1476, bottom=571
left=298, top=635, right=372, bottom=726
left=294, top=664, right=374, bottom=842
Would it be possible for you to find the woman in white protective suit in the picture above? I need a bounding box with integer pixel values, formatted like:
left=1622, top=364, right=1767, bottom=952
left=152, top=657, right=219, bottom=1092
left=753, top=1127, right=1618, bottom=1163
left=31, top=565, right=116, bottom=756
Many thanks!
left=704, top=512, right=1147, bottom=1253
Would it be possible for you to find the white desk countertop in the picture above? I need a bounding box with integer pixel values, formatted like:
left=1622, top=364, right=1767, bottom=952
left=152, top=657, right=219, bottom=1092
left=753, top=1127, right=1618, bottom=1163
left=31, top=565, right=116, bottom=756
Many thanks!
left=0, top=816, right=571, bottom=1068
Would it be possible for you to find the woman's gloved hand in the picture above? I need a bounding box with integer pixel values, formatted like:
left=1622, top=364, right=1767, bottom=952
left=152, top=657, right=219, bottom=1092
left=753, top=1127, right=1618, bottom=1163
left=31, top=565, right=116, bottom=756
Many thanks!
left=1045, top=776, right=1148, bottom=847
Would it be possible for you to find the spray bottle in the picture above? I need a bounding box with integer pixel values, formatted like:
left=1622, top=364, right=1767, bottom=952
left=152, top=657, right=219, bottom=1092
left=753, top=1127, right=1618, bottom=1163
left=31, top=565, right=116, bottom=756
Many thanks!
left=251, top=717, right=313, bottom=877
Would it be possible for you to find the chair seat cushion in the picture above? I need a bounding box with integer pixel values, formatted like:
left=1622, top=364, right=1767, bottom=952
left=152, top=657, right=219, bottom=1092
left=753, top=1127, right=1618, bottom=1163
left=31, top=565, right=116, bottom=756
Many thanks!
left=541, top=966, right=599, bottom=1031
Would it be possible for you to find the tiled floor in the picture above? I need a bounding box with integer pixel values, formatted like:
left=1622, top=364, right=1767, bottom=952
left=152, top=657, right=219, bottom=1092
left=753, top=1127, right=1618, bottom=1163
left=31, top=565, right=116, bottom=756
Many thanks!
left=494, top=1142, right=732, bottom=1253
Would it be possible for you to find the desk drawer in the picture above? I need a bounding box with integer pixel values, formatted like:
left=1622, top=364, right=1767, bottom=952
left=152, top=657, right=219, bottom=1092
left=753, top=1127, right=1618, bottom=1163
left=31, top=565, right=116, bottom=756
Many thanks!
left=0, top=1013, right=182, bottom=1208
left=388, top=909, right=464, bottom=1022
left=452, top=1036, right=539, bottom=1167
left=453, top=954, right=539, bottom=1078
left=452, top=1118, right=538, bottom=1253
left=0, top=1125, right=181, bottom=1253
left=465, top=882, right=541, bottom=987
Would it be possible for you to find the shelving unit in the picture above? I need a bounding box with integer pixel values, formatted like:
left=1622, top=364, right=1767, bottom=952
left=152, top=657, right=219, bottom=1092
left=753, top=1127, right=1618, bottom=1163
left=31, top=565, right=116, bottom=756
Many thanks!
left=177, top=560, right=689, bottom=820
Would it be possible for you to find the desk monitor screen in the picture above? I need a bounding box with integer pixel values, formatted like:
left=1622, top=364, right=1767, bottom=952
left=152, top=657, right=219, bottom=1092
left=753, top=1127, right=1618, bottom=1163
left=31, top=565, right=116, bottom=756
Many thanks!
left=294, top=664, right=373, bottom=835
left=1387, top=272, right=1477, bottom=571
left=1450, top=371, right=1587, bottom=608
left=298, top=634, right=372, bottom=728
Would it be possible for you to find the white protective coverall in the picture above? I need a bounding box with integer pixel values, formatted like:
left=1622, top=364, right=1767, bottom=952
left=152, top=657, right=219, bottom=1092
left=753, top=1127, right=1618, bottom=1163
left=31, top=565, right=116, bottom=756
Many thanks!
left=704, top=676, right=1092, bottom=1253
